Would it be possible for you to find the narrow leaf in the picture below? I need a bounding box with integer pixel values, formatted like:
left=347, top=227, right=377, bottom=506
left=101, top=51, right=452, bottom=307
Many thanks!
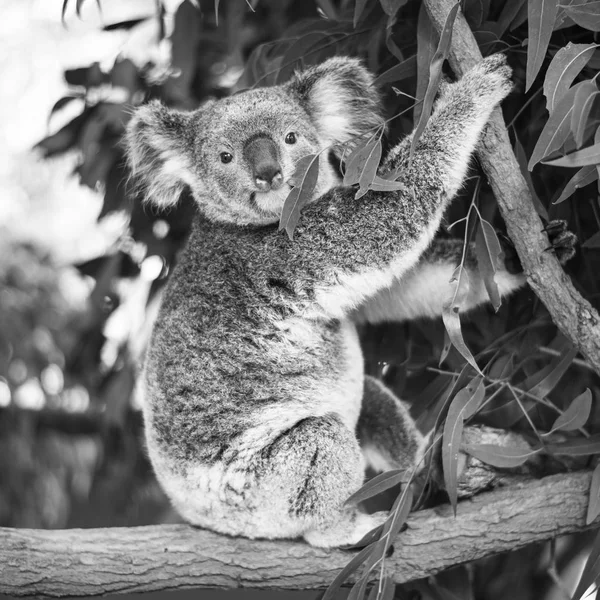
left=374, top=55, right=417, bottom=86
left=382, top=484, right=414, bottom=541
left=321, top=542, right=377, bottom=600
left=356, top=140, right=383, bottom=199
left=543, top=42, right=597, bottom=113
left=548, top=388, right=592, bottom=433
left=214, top=0, right=220, bottom=25
left=572, top=528, right=600, bottom=600
left=546, top=433, right=600, bottom=456
left=279, top=154, right=320, bottom=240
left=554, top=164, right=599, bottom=203
left=543, top=142, right=600, bottom=167
left=526, top=0, right=559, bottom=92
left=348, top=576, right=370, bottom=600
left=344, top=137, right=381, bottom=186
left=572, top=82, right=600, bottom=147
left=564, top=2, right=600, bottom=31
left=442, top=267, right=481, bottom=373
left=410, top=3, right=460, bottom=159
left=584, top=231, right=600, bottom=248
left=415, top=2, right=437, bottom=124
left=345, top=470, right=405, bottom=505
left=368, top=175, right=407, bottom=192
left=528, top=346, right=578, bottom=398
left=529, top=81, right=587, bottom=169
left=354, top=0, right=369, bottom=27
left=475, top=218, right=502, bottom=311
left=462, top=443, right=541, bottom=468
left=587, top=463, right=600, bottom=525
left=442, top=382, right=483, bottom=512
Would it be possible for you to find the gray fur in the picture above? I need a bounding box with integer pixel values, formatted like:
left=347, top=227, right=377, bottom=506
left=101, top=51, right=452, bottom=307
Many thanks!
left=127, top=55, right=514, bottom=547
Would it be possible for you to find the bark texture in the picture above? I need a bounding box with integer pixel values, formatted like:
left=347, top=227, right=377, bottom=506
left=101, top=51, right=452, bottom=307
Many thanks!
left=423, top=0, right=600, bottom=376
left=1, top=471, right=597, bottom=597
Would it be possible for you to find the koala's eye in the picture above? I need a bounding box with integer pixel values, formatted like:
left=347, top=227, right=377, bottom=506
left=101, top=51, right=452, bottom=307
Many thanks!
left=220, top=152, right=233, bottom=164
left=285, top=132, right=297, bottom=145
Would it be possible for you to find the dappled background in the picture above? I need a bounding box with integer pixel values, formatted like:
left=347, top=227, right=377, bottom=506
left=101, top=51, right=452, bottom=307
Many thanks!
left=2, top=0, right=600, bottom=598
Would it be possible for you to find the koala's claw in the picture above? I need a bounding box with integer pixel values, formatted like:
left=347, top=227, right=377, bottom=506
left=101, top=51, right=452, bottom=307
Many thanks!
left=542, top=219, right=578, bottom=265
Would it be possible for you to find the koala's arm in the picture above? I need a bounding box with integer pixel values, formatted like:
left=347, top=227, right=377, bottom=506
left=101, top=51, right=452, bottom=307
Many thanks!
left=353, top=238, right=522, bottom=324
left=254, top=55, right=513, bottom=320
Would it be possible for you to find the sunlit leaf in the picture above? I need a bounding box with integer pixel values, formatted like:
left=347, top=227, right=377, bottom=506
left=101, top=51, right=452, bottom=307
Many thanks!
left=415, top=2, right=437, bottom=124
left=368, top=175, right=407, bottom=192
left=462, top=443, right=541, bottom=467
left=564, top=1, right=600, bottom=31
left=345, top=470, right=405, bottom=505
left=529, top=81, right=587, bottom=170
left=442, top=267, right=481, bottom=373
left=214, top=0, right=220, bottom=25
left=321, top=542, right=377, bottom=600
left=410, top=3, right=460, bottom=159
left=572, top=528, right=600, bottom=600
left=587, top=463, right=600, bottom=525
left=279, top=154, right=320, bottom=240
left=526, top=0, right=559, bottom=92
left=548, top=389, right=592, bottom=433
left=543, top=42, right=597, bottom=113
left=475, top=218, right=502, bottom=311
left=554, top=164, right=599, bottom=203
left=543, top=141, right=600, bottom=167
left=572, top=81, right=600, bottom=147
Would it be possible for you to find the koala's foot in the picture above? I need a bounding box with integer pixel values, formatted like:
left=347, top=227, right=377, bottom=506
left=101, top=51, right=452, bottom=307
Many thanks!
left=500, top=219, right=577, bottom=274
left=543, top=219, right=578, bottom=264
left=358, top=376, right=429, bottom=474
left=304, top=509, right=388, bottom=548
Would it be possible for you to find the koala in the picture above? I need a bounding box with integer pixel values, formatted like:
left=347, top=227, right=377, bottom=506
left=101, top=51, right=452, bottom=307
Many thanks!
left=126, top=54, right=549, bottom=548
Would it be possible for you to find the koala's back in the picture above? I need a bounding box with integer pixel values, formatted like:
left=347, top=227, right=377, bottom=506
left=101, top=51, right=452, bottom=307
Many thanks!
left=144, top=214, right=361, bottom=468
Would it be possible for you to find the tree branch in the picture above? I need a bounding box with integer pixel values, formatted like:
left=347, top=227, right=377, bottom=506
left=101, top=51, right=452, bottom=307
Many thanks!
left=1, top=471, right=597, bottom=597
left=423, top=0, right=600, bottom=376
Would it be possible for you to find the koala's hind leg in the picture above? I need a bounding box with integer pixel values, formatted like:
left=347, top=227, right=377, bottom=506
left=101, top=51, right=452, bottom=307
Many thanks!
left=258, top=413, right=386, bottom=548
left=358, top=376, right=429, bottom=475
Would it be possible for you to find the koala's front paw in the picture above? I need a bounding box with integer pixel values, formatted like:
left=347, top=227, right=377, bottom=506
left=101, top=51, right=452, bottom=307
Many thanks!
left=461, top=53, right=513, bottom=106
left=543, top=219, right=578, bottom=264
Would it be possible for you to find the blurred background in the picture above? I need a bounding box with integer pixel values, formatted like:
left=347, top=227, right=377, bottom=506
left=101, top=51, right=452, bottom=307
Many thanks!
left=1, top=0, right=600, bottom=598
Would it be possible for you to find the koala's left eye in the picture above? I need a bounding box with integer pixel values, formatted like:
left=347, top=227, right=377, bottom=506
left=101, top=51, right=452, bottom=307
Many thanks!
left=285, top=132, right=297, bottom=145
left=220, top=152, right=233, bottom=164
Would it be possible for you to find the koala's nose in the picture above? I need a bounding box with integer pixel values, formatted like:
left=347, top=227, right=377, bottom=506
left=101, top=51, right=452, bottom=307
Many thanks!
left=244, top=136, right=284, bottom=192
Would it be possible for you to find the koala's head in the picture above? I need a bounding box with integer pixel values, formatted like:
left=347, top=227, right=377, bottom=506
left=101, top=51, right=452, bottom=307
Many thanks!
left=126, top=57, right=383, bottom=226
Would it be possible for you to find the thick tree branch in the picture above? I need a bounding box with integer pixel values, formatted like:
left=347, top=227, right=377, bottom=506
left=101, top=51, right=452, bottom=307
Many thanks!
left=1, top=471, right=597, bottom=597
left=423, top=0, right=600, bottom=376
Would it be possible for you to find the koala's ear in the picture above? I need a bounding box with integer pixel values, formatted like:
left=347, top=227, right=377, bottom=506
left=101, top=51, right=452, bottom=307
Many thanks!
left=286, top=57, right=384, bottom=147
left=126, top=101, right=196, bottom=209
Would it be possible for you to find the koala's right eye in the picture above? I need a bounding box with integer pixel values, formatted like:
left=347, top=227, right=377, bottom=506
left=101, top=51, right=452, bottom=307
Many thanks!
left=220, top=152, right=233, bottom=164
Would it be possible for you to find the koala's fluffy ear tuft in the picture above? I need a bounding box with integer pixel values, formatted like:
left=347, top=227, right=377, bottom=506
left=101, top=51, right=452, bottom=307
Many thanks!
left=126, top=101, right=195, bottom=209
left=286, top=57, right=384, bottom=149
